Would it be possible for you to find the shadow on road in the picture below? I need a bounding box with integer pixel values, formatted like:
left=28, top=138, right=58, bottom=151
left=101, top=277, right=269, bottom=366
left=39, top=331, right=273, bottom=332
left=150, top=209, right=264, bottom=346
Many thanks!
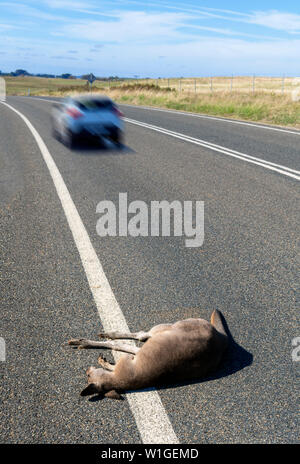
left=69, top=137, right=135, bottom=155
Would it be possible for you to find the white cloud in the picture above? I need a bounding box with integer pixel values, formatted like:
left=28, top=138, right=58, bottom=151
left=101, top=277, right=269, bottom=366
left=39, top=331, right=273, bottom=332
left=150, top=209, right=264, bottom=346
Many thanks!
left=62, top=11, right=192, bottom=43
left=60, top=10, right=277, bottom=44
left=116, top=3, right=300, bottom=35
left=2, top=3, right=300, bottom=76
left=0, top=2, right=73, bottom=21
left=129, top=2, right=250, bottom=21
left=44, top=0, right=93, bottom=9
left=109, top=36, right=300, bottom=75
left=34, top=0, right=119, bottom=18
left=0, top=23, right=18, bottom=30
left=3, top=35, right=300, bottom=76
left=249, top=10, right=300, bottom=33
left=196, top=6, right=250, bottom=17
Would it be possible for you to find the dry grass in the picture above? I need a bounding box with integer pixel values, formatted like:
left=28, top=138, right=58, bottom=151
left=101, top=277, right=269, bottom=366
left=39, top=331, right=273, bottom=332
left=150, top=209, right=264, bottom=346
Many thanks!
left=102, top=85, right=300, bottom=128
left=139, top=76, right=300, bottom=95
left=3, top=75, right=300, bottom=128
left=3, top=75, right=89, bottom=95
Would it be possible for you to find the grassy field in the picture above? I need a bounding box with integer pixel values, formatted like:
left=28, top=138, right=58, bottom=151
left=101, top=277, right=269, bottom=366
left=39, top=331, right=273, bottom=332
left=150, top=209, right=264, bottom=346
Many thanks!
left=3, top=75, right=90, bottom=95
left=3, top=75, right=300, bottom=128
left=139, top=76, right=300, bottom=94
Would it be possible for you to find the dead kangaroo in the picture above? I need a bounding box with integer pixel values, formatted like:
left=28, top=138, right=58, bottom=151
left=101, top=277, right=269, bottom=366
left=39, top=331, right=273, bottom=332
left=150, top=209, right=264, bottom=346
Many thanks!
left=69, top=309, right=228, bottom=399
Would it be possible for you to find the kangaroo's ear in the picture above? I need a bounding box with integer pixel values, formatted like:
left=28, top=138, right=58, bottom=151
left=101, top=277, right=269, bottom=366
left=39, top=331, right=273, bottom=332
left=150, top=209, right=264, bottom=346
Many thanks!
left=104, top=389, right=123, bottom=400
left=80, top=383, right=99, bottom=396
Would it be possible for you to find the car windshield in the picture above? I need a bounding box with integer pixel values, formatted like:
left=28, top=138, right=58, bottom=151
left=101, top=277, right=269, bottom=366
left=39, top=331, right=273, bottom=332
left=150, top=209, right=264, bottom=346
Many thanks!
left=75, top=99, right=113, bottom=111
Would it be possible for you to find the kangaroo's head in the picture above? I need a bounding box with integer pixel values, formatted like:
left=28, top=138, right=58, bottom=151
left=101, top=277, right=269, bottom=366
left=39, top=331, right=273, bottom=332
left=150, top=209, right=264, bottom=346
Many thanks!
left=80, top=367, right=122, bottom=399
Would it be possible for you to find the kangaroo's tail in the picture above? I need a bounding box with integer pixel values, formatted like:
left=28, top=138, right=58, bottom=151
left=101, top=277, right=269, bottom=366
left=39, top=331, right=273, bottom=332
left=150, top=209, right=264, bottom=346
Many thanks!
left=210, top=310, right=228, bottom=338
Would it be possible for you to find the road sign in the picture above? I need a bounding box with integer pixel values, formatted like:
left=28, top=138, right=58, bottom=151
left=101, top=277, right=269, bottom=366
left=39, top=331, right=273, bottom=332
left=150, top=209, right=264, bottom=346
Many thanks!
left=87, top=73, right=96, bottom=84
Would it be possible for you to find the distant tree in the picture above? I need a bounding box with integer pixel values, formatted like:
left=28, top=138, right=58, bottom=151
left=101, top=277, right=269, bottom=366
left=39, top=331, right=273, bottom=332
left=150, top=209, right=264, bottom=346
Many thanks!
left=36, top=73, right=56, bottom=78
left=10, top=69, right=30, bottom=76
left=60, top=73, right=72, bottom=79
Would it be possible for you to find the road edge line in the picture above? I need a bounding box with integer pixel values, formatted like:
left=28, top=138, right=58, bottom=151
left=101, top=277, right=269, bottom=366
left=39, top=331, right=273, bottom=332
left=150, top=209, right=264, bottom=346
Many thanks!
left=1, top=101, right=180, bottom=445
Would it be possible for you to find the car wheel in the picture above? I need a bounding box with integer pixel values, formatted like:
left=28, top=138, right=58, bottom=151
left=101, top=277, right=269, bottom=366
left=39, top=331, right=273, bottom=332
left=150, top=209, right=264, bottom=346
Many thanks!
left=110, top=129, right=122, bottom=146
left=62, top=129, right=76, bottom=149
left=51, top=118, right=59, bottom=140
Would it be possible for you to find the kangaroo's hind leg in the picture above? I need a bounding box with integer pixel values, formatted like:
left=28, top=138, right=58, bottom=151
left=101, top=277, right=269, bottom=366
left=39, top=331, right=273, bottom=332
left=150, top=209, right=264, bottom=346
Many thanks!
left=68, top=338, right=140, bottom=355
left=98, top=323, right=174, bottom=342
left=98, top=330, right=151, bottom=342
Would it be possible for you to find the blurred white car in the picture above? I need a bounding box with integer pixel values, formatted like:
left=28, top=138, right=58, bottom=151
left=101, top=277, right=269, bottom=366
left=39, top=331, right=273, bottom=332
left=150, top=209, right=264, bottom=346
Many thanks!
left=51, top=95, right=124, bottom=148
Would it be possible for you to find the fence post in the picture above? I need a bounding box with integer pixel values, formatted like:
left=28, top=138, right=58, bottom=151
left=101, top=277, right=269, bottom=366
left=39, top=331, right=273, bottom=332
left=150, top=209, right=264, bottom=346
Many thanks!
left=252, top=75, right=255, bottom=94
left=210, top=77, right=213, bottom=92
left=167, top=78, right=169, bottom=88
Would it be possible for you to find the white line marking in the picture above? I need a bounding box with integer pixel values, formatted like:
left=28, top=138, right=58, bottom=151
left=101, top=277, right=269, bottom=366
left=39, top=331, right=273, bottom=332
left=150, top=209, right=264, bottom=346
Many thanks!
left=1, top=101, right=179, bottom=444
left=21, top=96, right=299, bottom=179
left=24, top=96, right=62, bottom=104
left=121, top=103, right=300, bottom=136
left=124, top=117, right=300, bottom=181
left=19, top=96, right=300, bottom=136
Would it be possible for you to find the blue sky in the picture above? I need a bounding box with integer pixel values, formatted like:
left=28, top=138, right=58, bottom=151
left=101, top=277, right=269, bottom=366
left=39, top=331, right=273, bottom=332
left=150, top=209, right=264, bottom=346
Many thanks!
left=1, top=0, right=300, bottom=77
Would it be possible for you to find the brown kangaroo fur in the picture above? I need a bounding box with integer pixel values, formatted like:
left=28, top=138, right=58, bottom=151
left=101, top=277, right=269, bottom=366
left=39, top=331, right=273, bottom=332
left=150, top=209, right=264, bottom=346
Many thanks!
left=69, top=310, right=228, bottom=399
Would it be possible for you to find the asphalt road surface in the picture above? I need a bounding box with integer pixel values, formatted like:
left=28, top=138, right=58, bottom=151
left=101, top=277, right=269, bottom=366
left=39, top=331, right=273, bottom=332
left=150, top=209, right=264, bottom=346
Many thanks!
left=0, top=96, right=299, bottom=444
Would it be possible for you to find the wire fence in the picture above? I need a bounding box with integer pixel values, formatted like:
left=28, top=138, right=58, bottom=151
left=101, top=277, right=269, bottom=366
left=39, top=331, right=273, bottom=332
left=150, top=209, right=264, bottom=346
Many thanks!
left=101, top=76, right=300, bottom=96
left=4, top=74, right=300, bottom=100
left=144, top=76, right=297, bottom=95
